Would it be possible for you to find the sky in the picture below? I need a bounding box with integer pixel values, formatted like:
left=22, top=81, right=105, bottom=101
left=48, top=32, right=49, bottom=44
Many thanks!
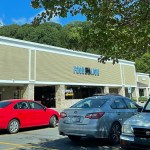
left=0, top=0, right=86, bottom=26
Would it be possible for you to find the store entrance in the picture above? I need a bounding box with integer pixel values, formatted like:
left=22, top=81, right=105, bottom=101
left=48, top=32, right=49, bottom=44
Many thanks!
left=34, top=86, right=55, bottom=108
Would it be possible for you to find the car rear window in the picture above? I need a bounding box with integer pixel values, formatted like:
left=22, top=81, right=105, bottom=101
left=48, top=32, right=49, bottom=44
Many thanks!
left=71, top=98, right=108, bottom=108
left=0, top=101, right=12, bottom=108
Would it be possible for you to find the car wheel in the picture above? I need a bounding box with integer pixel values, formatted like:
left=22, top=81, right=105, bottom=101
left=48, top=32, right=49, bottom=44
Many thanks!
left=49, top=115, right=57, bottom=128
left=7, top=119, right=20, bottom=134
left=68, top=135, right=81, bottom=141
left=109, top=122, right=121, bottom=145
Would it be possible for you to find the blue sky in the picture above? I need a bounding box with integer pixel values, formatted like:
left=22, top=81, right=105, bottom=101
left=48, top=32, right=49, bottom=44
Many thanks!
left=0, top=0, right=86, bottom=26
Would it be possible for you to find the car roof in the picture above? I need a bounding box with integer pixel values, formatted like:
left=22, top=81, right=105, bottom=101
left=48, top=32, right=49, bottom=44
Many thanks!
left=1, top=99, right=34, bottom=103
left=92, top=93, right=123, bottom=98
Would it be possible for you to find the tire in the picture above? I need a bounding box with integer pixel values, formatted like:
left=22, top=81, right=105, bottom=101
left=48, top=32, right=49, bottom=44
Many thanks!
left=109, top=122, right=121, bottom=145
left=68, top=135, right=81, bottom=142
left=7, top=119, right=20, bottom=134
left=49, top=115, right=57, bottom=128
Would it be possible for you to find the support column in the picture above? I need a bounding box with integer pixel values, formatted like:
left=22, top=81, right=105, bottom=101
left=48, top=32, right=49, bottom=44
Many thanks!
left=22, top=84, right=34, bottom=99
left=118, top=86, right=125, bottom=96
left=104, top=86, right=109, bottom=94
left=55, top=85, right=65, bottom=109
left=145, top=88, right=149, bottom=98
left=132, top=87, right=139, bottom=103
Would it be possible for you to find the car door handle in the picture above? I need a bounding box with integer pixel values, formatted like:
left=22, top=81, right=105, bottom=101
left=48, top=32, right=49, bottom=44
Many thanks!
left=117, top=113, right=121, bottom=115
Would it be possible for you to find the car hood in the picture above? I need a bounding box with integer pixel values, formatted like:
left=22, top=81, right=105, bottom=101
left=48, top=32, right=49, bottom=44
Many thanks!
left=124, top=112, right=150, bottom=127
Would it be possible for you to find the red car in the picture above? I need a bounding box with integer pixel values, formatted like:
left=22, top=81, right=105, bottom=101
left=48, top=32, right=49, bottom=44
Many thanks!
left=0, top=99, right=60, bottom=134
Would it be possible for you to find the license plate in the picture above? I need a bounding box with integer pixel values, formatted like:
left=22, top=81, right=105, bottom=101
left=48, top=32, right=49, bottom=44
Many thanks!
left=72, top=116, right=80, bottom=122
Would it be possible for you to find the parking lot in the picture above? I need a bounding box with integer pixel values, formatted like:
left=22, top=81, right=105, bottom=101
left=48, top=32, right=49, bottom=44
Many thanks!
left=0, top=127, right=122, bottom=150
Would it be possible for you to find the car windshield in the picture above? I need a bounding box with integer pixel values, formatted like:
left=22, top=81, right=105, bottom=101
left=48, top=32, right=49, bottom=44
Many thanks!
left=70, top=97, right=108, bottom=108
left=0, top=101, right=12, bottom=108
left=143, top=100, right=150, bottom=112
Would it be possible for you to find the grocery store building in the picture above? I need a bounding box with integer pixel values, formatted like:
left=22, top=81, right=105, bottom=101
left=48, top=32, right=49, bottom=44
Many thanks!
left=0, top=36, right=149, bottom=108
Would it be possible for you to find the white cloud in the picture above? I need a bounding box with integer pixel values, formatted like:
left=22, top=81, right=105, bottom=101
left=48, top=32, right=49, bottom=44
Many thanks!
left=12, top=18, right=27, bottom=25
left=11, top=10, right=61, bottom=25
left=50, top=16, right=61, bottom=24
left=0, top=18, right=4, bottom=26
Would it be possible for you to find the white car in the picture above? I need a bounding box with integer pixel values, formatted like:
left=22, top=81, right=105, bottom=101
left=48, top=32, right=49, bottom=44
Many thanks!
left=120, top=98, right=150, bottom=149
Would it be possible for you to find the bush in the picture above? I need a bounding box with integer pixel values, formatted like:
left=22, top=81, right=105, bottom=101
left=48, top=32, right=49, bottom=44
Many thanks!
left=131, top=98, right=137, bottom=101
left=138, top=97, right=148, bottom=102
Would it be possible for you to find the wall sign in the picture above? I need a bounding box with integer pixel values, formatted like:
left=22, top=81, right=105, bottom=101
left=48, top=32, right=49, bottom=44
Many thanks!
left=128, top=86, right=132, bottom=94
left=73, top=66, right=100, bottom=76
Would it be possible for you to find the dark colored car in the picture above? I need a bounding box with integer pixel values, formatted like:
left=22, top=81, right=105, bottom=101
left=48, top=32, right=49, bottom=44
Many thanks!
left=0, top=99, right=60, bottom=134
left=59, top=94, right=141, bottom=145
left=120, top=98, right=150, bottom=149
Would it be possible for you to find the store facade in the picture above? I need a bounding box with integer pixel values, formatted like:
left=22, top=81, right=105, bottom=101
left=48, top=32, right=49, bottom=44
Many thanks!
left=0, top=36, right=149, bottom=108
left=137, top=73, right=150, bottom=98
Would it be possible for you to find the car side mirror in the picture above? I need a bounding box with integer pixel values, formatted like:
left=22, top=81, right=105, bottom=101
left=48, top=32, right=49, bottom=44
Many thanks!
left=43, top=106, right=46, bottom=111
left=137, top=106, right=143, bottom=112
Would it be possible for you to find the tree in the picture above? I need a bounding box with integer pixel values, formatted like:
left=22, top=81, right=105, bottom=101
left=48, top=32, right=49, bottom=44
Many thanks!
left=27, top=22, right=62, bottom=46
left=61, top=21, right=87, bottom=50
left=31, top=0, right=150, bottom=63
left=0, top=24, right=20, bottom=38
left=135, top=53, right=150, bottom=74
left=15, top=24, right=35, bottom=40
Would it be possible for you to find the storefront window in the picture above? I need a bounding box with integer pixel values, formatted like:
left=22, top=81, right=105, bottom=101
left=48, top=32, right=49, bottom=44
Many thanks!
left=65, top=86, right=103, bottom=99
left=34, top=86, right=55, bottom=108
left=14, top=90, right=20, bottom=99
left=139, top=89, right=144, bottom=97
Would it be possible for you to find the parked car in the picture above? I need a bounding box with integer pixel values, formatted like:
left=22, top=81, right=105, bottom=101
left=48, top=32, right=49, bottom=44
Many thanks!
left=58, top=94, right=141, bottom=145
left=120, top=98, right=150, bottom=149
left=0, top=99, right=60, bottom=134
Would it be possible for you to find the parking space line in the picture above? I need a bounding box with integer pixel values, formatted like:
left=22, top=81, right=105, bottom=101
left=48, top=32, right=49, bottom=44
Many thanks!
left=0, top=142, right=57, bottom=150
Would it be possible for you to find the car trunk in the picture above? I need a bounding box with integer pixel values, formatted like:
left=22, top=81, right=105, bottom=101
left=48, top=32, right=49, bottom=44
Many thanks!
left=62, top=108, right=102, bottom=125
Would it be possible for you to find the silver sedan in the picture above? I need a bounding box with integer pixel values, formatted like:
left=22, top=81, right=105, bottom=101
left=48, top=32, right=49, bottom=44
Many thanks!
left=58, top=94, right=140, bottom=145
left=120, top=98, right=150, bottom=149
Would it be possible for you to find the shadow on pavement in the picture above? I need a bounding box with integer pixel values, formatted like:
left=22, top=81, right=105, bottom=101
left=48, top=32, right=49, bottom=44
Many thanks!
left=17, top=137, right=121, bottom=150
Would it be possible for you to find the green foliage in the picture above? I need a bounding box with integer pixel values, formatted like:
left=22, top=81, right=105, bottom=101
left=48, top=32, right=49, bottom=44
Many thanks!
left=26, top=22, right=62, bottom=46
left=0, top=24, right=20, bottom=38
left=15, top=24, right=35, bottom=40
left=31, top=0, right=150, bottom=63
left=135, top=53, right=150, bottom=74
left=138, top=96, right=148, bottom=102
left=131, top=98, right=137, bottom=102
left=0, top=22, right=63, bottom=47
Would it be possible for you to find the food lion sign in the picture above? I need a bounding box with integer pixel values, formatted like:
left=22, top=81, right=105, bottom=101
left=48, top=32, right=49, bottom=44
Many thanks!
left=73, top=66, right=100, bottom=76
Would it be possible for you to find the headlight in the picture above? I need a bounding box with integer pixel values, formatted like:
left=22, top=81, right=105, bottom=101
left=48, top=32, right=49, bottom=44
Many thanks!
left=122, top=124, right=133, bottom=134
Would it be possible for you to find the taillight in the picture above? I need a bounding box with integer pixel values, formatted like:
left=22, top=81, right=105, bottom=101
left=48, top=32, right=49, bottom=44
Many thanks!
left=85, top=112, right=105, bottom=119
left=60, top=112, right=67, bottom=118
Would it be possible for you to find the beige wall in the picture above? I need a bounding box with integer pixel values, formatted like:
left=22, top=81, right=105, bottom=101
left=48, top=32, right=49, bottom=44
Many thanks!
left=0, top=44, right=137, bottom=87
left=122, top=65, right=136, bottom=85
left=138, top=76, right=149, bottom=85
left=0, top=45, right=29, bottom=80
left=36, top=51, right=122, bottom=85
